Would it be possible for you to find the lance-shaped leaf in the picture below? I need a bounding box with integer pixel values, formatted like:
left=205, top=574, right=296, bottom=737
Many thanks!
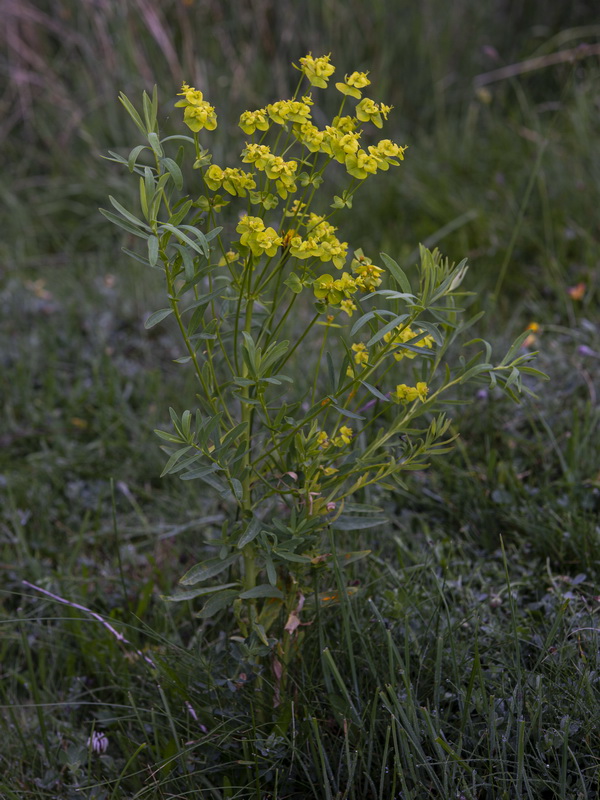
left=144, top=308, right=173, bottom=329
left=179, top=554, right=239, bottom=586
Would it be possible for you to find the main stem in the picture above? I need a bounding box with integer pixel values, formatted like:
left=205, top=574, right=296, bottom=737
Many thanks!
left=240, top=295, right=258, bottom=596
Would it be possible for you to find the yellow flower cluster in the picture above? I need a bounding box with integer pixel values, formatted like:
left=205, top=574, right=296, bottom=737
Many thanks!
left=383, top=325, right=435, bottom=361
left=350, top=250, right=385, bottom=291
left=297, top=53, right=336, bottom=88
left=335, top=71, right=371, bottom=99
left=267, top=98, right=313, bottom=126
left=241, top=144, right=297, bottom=198
left=395, top=383, right=429, bottom=403
left=340, top=299, right=357, bottom=317
left=355, top=97, right=393, bottom=129
left=292, top=120, right=405, bottom=180
left=204, top=165, right=256, bottom=197
left=351, top=342, right=369, bottom=366
left=236, top=215, right=283, bottom=258
left=286, top=213, right=348, bottom=269
left=313, top=272, right=357, bottom=306
left=239, top=108, right=270, bottom=135
left=317, top=426, right=353, bottom=448
left=175, top=82, right=217, bottom=132
left=312, top=248, right=386, bottom=306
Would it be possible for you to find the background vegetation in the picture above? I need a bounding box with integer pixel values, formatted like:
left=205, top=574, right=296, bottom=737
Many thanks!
left=1, top=1, right=599, bottom=797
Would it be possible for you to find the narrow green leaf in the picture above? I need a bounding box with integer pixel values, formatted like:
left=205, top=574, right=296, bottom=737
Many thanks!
left=168, top=199, right=193, bottom=226
left=147, top=235, right=159, bottom=266
left=160, top=445, right=191, bottom=478
left=118, top=92, right=147, bottom=136
left=180, top=465, right=221, bottom=480
left=350, top=309, right=396, bottom=337
left=128, top=144, right=148, bottom=172
left=380, top=252, right=413, bottom=293
left=161, top=583, right=239, bottom=602
left=330, top=403, right=365, bottom=421
left=360, top=381, right=390, bottom=403
left=147, top=131, right=164, bottom=158
left=499, top=329, right=531, bottom=366
left=121, top=247, right=151, bottom=266
left=332, top=515, right=387, bottom=531
left=367, top=315, right=409, bottom=347
left=179, top=554, right=239, bottom=586
left=108, top=195, right=151, bottom=230
left=205, top=226, right=223, bottom=242
left=154, top=429, right=183, bottom=443
left=239, top=585, right=284, bottom=600
left=144, top=307, right=173, bottom=329
left=237, top=515, right=263, bottom=549
left=161, top=157, right=183, bottom=190
left=99, top=208, right=149, bottom=239
left=272, top=547, right=311, bottom=563
left=160, top=223, right=209, bottom=257
left=220, top=421, right=249, bottom=451
left=179, top=224, right=211, bottom=255
left=231, top=478, right=243, bottom=503
left=458, top=363, right=493, bottom=383
left=198, top=589, right=240, bottom=618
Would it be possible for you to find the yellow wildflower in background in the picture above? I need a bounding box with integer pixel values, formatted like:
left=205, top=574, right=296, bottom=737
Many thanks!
left=218, top=250, right=239, bottom=266
left=384, top=325, right=434, bottom=361
left=340, top=299, right=357, bottom=317
left=395, top=382, right=429, bottom=403
left=332, top=426, right=353, bottom=446
left=351, top=342, right=369, bottom=366
left=316, top=430, right=330, bottom=449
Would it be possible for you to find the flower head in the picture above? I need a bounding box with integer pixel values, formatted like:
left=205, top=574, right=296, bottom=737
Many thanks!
left=297, top=53, right=336, bottom=88
left=335, top=71, right=371, bottom=99
left=332, top=426, right=353, bottom=446
left=351, top=341, right=369, bottom=366
left=205, top=165, right=256, bottom=196
left=88, top=731, right=109, bottom=755
left=267, top=99, right=312, bottom=126
left=176, top=83, right=217, bottom=132
left=395, top=382, right=429, bottom=403
left=340, top=299, right=357, bottom=317
left=355, top=97, right=392, bottom=129
left=351, top=249, right=384, bottom=290
left=239, top=108, right=270, bottom=135
left=383, top=324, right=435, bottom=360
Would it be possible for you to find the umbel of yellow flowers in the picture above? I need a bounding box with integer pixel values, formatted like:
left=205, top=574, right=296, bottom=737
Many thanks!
left=174, top=55, right=428, bottom=402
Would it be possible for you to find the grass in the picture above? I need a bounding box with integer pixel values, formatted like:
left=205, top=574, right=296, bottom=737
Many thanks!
left=2, top=1, right=600, bottom=797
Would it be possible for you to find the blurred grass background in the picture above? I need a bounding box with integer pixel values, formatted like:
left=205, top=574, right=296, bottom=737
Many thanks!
left=1, top=1, right=600, bottom=797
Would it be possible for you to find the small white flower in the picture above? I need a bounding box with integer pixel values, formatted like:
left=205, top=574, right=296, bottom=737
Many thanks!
left=87, top=731, right=109, bottom=754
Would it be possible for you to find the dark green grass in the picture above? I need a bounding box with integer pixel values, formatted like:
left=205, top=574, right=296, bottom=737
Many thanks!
left=2, top=1, right=600, bottom=797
